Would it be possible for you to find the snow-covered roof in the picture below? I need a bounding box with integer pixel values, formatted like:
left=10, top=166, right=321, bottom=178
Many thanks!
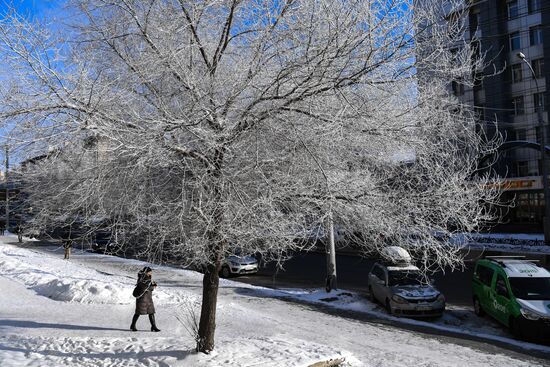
left=381, top=246, right=412, bottom=265
left=390, top=150, right=416, bottom=164
left=503, top=261, right=550, bottom=278
left=386, top=264, right=420, bottom=272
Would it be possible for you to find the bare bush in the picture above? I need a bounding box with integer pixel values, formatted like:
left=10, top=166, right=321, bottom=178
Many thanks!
left=176, top=299, right=202, bottom=351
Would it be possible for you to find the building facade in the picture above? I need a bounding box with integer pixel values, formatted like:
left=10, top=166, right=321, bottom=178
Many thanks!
left=457, top=0, right=549, bottom=232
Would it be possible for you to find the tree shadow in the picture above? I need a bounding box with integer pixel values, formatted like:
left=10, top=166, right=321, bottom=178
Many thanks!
left=153, top=279, right=202, bottom=289
left=0, top=319, right=128, bottom=332
left=0, top=344, right=194, bottom=362
left=231, top=285, right=287, bottom=298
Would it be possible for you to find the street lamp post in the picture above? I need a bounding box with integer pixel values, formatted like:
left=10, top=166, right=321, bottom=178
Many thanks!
left=518, top=52, right=550, bottom=244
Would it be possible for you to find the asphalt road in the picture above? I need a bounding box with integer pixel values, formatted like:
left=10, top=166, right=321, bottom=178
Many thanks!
left=233, top=251, right=476, bottom=307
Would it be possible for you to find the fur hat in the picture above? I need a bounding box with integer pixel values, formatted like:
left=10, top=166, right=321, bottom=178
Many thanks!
left=140, top=266, right=153, bottom=273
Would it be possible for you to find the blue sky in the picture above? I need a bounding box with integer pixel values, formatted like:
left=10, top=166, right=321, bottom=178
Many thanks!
left=0, top=0, right=63, bottom=18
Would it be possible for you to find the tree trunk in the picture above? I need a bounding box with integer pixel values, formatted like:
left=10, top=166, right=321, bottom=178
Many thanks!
left=197, top=261, right=220, bottom=353
left=196, top=147, right=224, bottom=353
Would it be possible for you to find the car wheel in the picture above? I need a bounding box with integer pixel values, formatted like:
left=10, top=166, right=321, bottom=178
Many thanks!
left=385, top=299, right=392, bottom=315
left=473, top=297, right=484, bottom=316
left=221, top=265, right=231, bottom=278
left=367, top=286, right=375, bottom=302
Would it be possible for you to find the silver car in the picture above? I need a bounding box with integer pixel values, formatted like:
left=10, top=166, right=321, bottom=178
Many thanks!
left=367, top=262, right=445, bottom=317
left=220, top=254, right=259, bottom=277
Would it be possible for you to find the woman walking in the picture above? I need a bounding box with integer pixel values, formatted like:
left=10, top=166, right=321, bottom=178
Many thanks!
left=130, top=266, right=161, bottom=332
left=63, top=239, right=73, bottom=260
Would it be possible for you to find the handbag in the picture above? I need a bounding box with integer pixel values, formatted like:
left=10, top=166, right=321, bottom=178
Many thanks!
left=132, top=280, right=151, bottom=298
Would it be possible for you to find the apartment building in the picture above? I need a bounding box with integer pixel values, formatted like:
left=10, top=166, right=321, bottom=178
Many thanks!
left=455, top=0, right=549, bottom=231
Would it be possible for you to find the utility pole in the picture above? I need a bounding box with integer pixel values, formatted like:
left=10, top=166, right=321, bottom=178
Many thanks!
left=5, top=145, right=8, bottom=234
left=518, top=52, right=550, bottom=244
left=325, top=210, right=337, bottom=292
left=305, top=142, right=338, bottom=291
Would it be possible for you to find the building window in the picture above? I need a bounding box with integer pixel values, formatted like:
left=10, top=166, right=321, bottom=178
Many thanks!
left=447, top=11, right=462, bottom=38
left=512, top=96, right=524, bottom=115
left=450, top=48, right=460, bottom=66
left=452, top=80, right=464, bottom=96
left=474, top=105, right=485, bottom=122
left=533, top=58, right=544, bottom=78
left=534, top=92, right=547, bottom=112
left=529, top=0, right=542, bottom=13
left=469, top=9, right=479, bottom=32
left=473, top=72, right=483, bottom=90
left=516, top=129, right=527, bottom=141
left=471, top=41, right=481, bottom=63
left=514, top=192, right=544, bottom=222
left=517, top=161, right=529, bottom=177
left=510, top=31, right=521, bottom=50
left=508, top=0, right=519, bottom=19
left=511, top=64, right=523, bottom=83
left=530, top=26, right=543, bottom=46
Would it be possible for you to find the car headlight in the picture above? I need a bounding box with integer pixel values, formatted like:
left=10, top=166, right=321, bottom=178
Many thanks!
left=520, top=308, right=541, bottom=321
left=436, top=294, right=445, bottom=303
left=229, top=261, right=240, bottom=267
left=392, top=295, right=408, bottom=304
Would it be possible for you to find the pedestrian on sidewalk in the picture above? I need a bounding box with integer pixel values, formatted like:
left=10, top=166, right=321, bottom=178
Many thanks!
left=130, top=266, right=161, bottom=332
left=16, top=223, right=23, bottom=243
left=63, top=239, right=73, bottom=260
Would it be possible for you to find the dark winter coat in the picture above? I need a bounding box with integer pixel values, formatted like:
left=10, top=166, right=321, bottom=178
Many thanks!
left=134, top=273, right=156, bottom=315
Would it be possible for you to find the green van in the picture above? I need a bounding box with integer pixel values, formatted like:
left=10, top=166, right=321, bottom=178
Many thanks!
left=472, top=256, right=550, bottom=340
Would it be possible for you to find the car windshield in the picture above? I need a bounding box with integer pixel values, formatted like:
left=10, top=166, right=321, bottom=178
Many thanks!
left=388, top=271, right=423, bottom=287
left=231, top=248, right=243, bottom=256
left=509, top=277, right=550, bottom=300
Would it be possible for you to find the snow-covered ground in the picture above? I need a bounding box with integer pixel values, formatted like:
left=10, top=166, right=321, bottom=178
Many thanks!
left=451, top=233, right=550, bottom=254
left=0, top=236, right=548, bottom=366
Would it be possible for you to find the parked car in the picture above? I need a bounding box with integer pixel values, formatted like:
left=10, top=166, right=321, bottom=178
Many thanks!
left=367, top=247, right=445, bottom=317
left=220, top=254, right=259, bottom=278
left=472, top=256, right=550, bottom=341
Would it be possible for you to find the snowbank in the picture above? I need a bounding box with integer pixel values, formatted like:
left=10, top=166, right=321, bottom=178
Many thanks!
left=0, top=245, right=188, bottom=306
left=450, top=233, right=550, bottom=254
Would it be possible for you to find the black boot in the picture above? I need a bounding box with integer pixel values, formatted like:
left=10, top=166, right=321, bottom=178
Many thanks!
left=149, top=314, right=160, bottom=332
left=130, top=314, right=139, bottom=331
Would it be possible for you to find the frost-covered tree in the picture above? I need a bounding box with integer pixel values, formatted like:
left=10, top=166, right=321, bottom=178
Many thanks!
left=0, top=0, right=500, bottom=352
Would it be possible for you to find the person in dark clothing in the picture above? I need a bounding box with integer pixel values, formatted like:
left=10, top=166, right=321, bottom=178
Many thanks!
left=16, top=224, right=23, bottom=243
left=63, top=239, right=73, bottom=260
left=130, top=266, right=160, bottom=332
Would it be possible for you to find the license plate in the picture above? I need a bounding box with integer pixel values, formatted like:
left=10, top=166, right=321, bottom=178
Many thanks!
left=417, top=305, right=431, bottom=311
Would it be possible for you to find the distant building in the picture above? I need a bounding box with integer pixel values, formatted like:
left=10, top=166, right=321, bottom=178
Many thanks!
left=446, top=0, right=549, bottom=232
